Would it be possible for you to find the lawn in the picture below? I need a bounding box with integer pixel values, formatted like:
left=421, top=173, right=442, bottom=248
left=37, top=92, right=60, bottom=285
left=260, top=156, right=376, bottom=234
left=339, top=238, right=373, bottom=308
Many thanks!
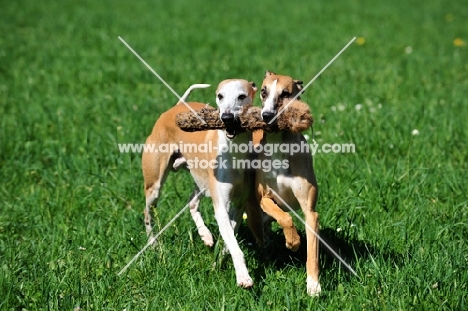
left=1, top=0, right=467, bottom=309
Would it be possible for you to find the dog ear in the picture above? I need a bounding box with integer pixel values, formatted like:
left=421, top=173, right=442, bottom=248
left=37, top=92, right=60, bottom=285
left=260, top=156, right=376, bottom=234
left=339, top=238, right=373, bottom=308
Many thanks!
left=265, top=70, right=276, bottom=78
left=249, top=81, right=258, bottom=98
left=250, top=81, right=257, bottom=92
left=293, top=79, right=303, bottom=89
left=293, top=79, right=304, bottom=97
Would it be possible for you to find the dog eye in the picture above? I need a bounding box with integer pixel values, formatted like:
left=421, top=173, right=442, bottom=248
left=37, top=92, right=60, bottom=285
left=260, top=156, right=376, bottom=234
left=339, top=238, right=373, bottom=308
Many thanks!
left=260, top=89, right=267, bottom=98
left=217, top=94, right=224, bottom=100
left=238, top=94, right=247, bottom=100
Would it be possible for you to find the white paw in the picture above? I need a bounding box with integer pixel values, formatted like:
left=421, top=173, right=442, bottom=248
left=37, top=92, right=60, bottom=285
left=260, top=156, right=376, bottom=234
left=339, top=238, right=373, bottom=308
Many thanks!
left=306, top=277, right=322, bottom=297
left=145, top=225, right=153, bottom=237
left=237, top=277, right=253, bottom=288
left=198, top=227, right=214, bottom=247
left=237, top=275, right=253, bottom=288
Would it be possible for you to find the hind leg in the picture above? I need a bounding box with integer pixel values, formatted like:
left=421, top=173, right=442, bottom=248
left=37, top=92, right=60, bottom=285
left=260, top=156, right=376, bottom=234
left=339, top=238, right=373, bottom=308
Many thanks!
left=142, top=144, right=173, bottom=238
left=171, top=155, right=213, bottom=246
left=188, top=187, right=213, bottom=246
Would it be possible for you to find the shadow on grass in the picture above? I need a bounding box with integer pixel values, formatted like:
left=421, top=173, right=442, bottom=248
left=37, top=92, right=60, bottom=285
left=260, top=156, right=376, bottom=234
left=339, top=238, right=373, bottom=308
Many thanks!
left=237, top=224, right=406, bottom=293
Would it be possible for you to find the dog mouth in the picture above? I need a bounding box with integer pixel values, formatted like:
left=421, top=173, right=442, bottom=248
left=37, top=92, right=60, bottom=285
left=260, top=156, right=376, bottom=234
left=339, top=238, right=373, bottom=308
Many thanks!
left=225, top=127, right=236, bottom=139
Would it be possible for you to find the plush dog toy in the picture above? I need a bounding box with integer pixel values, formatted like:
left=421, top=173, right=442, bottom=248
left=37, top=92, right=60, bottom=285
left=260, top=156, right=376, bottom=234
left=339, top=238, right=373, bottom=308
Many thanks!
left=176, top=100, right=313, bottom=133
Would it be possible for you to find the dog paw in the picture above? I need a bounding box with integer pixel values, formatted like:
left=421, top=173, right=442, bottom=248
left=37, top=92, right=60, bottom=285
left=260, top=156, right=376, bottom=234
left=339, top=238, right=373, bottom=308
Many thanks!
left=306, top=277, right=322, bottom=297
left=199, top=227, right=214, bottom=247
left=147, top=235, right=159, bottom=249
left=285, top=230, right=301, bottom=252
left=237, top=275, right=254, bottom=288
left=285, top=237, right=300, bottom=252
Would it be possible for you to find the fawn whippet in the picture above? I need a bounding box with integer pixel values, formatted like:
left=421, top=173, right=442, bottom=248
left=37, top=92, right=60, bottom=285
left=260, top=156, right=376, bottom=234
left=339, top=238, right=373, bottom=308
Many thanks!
left=142, top=79, right=261, bottom=288
left=254, top=70, right=322, bottom=296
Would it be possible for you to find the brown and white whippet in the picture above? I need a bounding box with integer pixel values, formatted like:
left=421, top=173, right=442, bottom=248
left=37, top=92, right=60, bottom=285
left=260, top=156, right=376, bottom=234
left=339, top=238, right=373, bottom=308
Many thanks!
left=254, top=70, right=322, bottom=296
left=142, top=79, right=261, bottom=288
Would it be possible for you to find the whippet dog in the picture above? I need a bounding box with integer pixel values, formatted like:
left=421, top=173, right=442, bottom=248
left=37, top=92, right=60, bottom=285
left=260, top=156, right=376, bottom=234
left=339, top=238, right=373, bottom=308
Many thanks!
left=254, top=70, right=322, bottom=296
left=142, top=79, right=261, bottom=288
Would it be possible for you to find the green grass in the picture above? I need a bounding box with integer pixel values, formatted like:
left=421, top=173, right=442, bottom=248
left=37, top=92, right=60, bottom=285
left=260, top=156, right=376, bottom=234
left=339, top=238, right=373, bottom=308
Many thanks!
left=1, top=0, right=467, bottom=309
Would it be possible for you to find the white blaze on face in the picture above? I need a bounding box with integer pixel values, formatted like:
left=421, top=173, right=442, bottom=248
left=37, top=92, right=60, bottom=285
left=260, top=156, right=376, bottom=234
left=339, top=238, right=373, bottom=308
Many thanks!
left=216, top=80, right=252, bottom=119
left=262, top=79, right=277, bottom=114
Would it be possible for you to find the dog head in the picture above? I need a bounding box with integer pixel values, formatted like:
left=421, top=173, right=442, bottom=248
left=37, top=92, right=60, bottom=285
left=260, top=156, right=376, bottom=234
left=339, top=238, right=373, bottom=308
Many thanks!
left=216, top=79, right=257, bottom=138
left=260, top=70, right=303, bottom=122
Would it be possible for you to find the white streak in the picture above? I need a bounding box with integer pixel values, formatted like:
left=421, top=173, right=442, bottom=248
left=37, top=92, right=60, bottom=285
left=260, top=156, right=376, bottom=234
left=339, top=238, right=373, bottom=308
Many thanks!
left=262, top=79, right=277, bottom=113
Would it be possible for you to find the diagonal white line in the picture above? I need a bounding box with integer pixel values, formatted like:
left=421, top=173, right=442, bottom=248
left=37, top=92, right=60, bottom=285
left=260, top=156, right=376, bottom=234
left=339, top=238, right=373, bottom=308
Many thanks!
left=117, top=188, right=206, bottom=276
left=268, top=37, right=357, bottom=124
left=269, top=188, right=358, bottom=276
left=118, top=36, right=207, bottom=125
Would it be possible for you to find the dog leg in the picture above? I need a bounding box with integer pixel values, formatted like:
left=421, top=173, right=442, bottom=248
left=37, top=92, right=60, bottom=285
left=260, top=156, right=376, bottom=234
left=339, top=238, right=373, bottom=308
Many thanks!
left=142, top=149, right=172, bottom=238
left=305, top=209, right=321, bottom=296
left=188, top=188, right=214, bottom=247
left=259, top=197, right=301, bottom=252
left=296, top=182, right=321, bottom=296
left=215, top=207, right=253, bottom=288
left=212, top=185, right=253, bottom=288
left=169, top=153, right=213, bottom=246
left=144, top=190, right=157, bottom=236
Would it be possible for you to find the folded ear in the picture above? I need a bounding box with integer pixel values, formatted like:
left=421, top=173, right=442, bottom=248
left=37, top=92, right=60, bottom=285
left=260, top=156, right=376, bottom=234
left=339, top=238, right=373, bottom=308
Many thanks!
left=293, top=79, right=303, bottom=89
left=250, top=81, right=257, bottom=92
left=265, top=70, right=276, bottom=78
left=293, top=79, right=304, bottom=98
left=249, top=81, right=257, bottom=98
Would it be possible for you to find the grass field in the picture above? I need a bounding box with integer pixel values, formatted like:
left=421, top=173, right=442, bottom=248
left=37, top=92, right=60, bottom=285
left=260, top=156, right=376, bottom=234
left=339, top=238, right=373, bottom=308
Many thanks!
left=1, top=0, right=467, bottom=309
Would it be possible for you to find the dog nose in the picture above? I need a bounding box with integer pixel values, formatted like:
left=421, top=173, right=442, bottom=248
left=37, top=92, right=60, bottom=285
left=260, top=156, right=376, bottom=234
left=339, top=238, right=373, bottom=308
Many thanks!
left=221, top=112, right=235, bottom=124
left=262, top=111, right=275, bottom=122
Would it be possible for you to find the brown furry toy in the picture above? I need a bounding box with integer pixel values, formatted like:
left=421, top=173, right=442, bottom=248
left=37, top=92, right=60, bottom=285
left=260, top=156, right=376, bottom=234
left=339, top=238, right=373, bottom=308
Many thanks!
left=176, top=101, right=313, bottom=134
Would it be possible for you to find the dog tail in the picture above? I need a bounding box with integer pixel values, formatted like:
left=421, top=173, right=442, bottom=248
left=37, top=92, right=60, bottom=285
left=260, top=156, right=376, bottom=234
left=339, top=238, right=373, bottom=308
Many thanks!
left=177, top=84, right=211, bottom=105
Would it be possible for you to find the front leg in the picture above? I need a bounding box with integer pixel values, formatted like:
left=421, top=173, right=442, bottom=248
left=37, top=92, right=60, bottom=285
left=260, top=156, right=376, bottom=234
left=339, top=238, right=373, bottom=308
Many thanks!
left=296, top=182, right=321, bottom=296
left=305, top=209, right=321, bottom=296
left=259, top=196, right=301, bottom=251
left=212, top=184, right=253, bottom=288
